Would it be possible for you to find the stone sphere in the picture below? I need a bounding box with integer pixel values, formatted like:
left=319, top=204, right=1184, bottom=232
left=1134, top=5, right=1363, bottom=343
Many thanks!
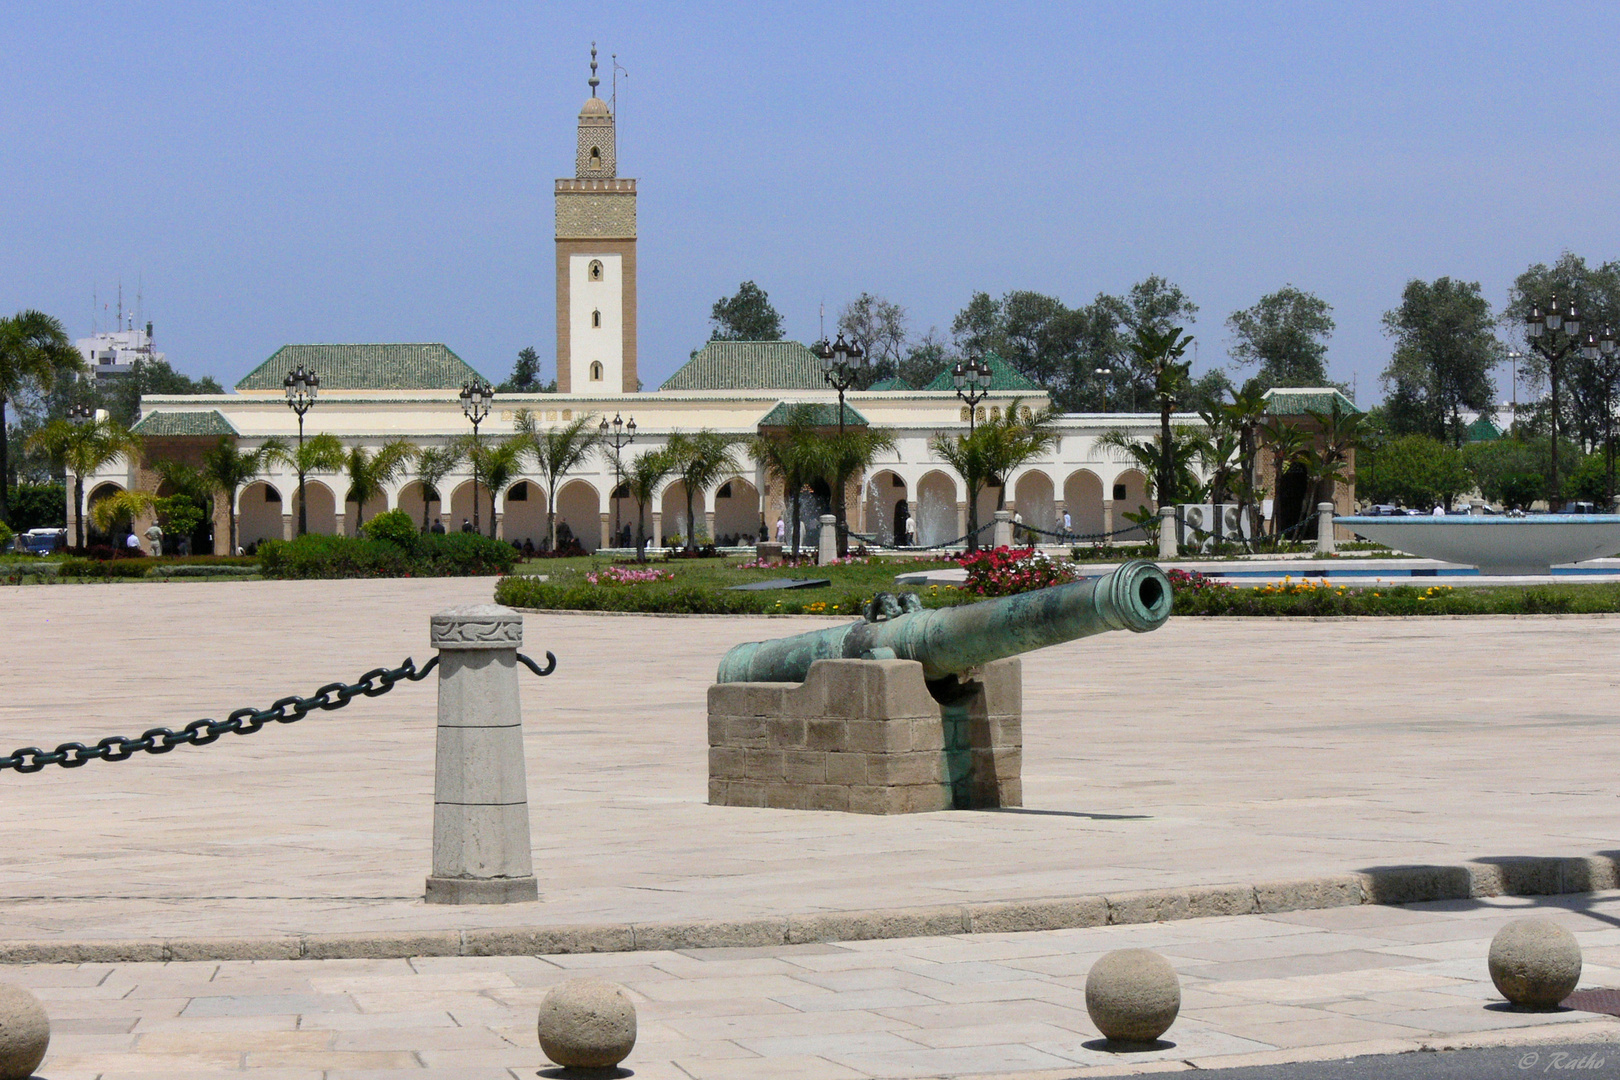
left=0, top=983, right=50, bottom=1080
left=1086, top=949, right=1180, bottom=1043
left=1489, top=917, right=1582, bottom=1009
left=537, top=980, right=637, bottom=1069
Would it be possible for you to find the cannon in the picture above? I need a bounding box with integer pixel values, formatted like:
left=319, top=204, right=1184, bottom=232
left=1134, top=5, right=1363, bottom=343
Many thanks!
left=717, top=559, right=1173, bottom=685
left=707, top=560, right=1174, bottom=815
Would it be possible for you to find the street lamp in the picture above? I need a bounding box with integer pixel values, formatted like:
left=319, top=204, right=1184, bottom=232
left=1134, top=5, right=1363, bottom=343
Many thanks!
left=599, top=412, right=636, bottom=545
left=459, top=377, right=493, bottom=535
left=1581, top=327, right=1620, bottom=508
left=1092, top=367, right=1113, bottom=411
left=283, top=364, right=319, bottom=535
left=1505, top=349, right=1524, bottom=431
left=1524, top=294, right=1582, bottom=502
left=812, top=333, right=867, bottom=555
left=952, top=356, right=993, bottom=436
left=67, top=403, right=94, bottom=425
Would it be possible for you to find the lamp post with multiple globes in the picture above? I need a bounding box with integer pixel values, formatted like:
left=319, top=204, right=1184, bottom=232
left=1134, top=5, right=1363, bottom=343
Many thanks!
left=283, top=365, right=319, bottom=535
left=812, top=333, right=867, bottom=556
left=599, top=412, right=636, bottom=545
left=459, top=378, right=493, bottom=535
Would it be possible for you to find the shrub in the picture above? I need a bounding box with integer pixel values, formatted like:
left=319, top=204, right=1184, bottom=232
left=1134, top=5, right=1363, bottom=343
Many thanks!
left=0, top=520, right=11, bottom=550
left=258, top=532, right=516, bottom=579
left=59, top=557, right=151, bottom=579
left=956, top=546, right=1081, bottom=596
left=361, top=508, right=419, bottom=550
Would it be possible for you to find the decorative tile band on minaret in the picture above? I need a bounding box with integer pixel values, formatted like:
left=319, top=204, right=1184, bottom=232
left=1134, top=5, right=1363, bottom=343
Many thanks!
left=556, top=43, right=636, bottom=395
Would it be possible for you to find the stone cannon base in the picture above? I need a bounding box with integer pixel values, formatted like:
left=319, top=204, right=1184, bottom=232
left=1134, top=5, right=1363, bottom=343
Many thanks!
left=707, top=658, right=1022, bottom=814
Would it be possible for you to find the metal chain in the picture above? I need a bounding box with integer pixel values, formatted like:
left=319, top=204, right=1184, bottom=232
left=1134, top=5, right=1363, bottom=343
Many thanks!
left=1, top=650, right=557, bottom=775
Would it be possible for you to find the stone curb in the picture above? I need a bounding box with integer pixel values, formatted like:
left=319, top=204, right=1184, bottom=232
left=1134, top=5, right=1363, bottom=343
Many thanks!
left=4, top=854, right=1618, bottom=964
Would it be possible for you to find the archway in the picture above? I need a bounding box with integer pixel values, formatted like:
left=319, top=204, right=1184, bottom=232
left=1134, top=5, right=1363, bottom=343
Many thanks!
left=1064, top=470, right=1105, bottom=537
left=712, top=476, right=760, bottom=546
left=1113, top=469, right=1152, bottom=540
left=85, top=482, right=126, bottom=546
left=290, top=480, right=338, bottom=536
left=448, top=479, right=495, bottom=536
left=238, top=481, right=285, bottom=550
left=1277, top=463, right=1309, bottom=536
left=659, top=480, right=693, bottom=546
left=863, top=470, right=908, bottom=546
left=915, top=470, right=960, bottom=548
left=555, top=479, right=601, bottom=552
left=1012, top=470, right=1056, bottom=541
left=501, top=480, right=548, bottom=547
left=397, top=480, right=437, bottom=534
left=345, top=486, right=389, bottom=534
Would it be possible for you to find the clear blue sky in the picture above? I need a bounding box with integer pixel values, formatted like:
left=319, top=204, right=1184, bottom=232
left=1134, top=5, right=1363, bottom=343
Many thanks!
left=4, top=2, right=1617, bottom=402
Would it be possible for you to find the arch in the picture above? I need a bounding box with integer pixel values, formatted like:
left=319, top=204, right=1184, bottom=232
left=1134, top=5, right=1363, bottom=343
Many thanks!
left=345, top=484, right=389, bottom=533
left=915, top=470, right=960, bottom=548
left=555, top=479, right=601, bottom=552
left=659, top=480, right=692, bottom=545
left=1113, top=468, right=1152, bottom=540
left=85, top=482, right=126, bottom=545
left=712, top=476, right=760, bottom=546
left=1064, top=470, right=1105, bottom=537
left=1012, top=470, right=1056, bottom=540
left=238, top=481, right=285, bottom=549
left=588, top=259, right=603, bottom=281
left=447, top=478, right=495, bottom=536
left=290, top=480, right=338, bottom=536
left=590, top=361, right=603, bottom=382
left=591, top=309, right=601, bottom=328
left=397, top=480, right=436, bottom=534
left=589, top=145, right=602, bottom=169
left=501, top=480, right=549, bottom=547
left=863, top=469, right=909, bottom=546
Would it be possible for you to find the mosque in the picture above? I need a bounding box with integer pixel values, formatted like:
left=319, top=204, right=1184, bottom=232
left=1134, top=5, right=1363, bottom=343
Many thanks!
left=72, top=55, right=1211, bottom=554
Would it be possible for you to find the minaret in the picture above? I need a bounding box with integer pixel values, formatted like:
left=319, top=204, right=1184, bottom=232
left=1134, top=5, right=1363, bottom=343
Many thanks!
left=555, top=43, right=637, bottom=394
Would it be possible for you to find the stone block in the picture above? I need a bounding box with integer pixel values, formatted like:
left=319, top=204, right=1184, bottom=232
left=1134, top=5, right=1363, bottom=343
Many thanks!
left=633, top=918, right=788, bottom=951
left=463, top=923, right=635, bottom=956
left=805, top=718, right=848, bottom=752
left=867, top=752, right=943, bottom=786
left=967, top=896, right=1108, bottom=934
left=709, top=746, right=747, bottom=780
left=725, top=782, right=765, bottom=807
left=781, top=750, right=826, bottom=784
left=767, top=717, right=807, bottom=748
left=824, top=752, right=867, bottom=785
left=723, top=715, right=770, bottom=748
left=764, top=784, right=808, bottom=810
left=786, top=905, right=966, bottom=944
left=1254, top=875, right=1365, bottom=913
left=846, top=719, right=912, bottom=754
left=908, top=718, right=946, bottom=751
left=1359, top=864, right=1474, bottom=905
left=431, top=803, right=534, bottom=881
left=807, top=785, right=851, bottom=812
left=849, top=785, right=903, bottom=815
left=743, top=748, right=784, bottom=780
left=707, top=778, right=726, bottom=804
left=902, top=784, right=952, bottom=814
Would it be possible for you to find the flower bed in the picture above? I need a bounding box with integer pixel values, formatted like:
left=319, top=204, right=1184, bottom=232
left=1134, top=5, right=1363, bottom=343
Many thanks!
left=955, top=546, right=1082, bottom=597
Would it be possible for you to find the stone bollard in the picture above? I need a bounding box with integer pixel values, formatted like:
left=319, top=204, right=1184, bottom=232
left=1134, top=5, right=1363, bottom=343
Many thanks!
left=1316, top=501, right=1336, bottom=555
left=993, top=510, right=1013, bottom=548
left=1157, top=506, right=1178, bottom=560
left=1086, top=948, right=1180, bottom=1044
left=425, top=604, right=538, bottom=904
left=817, top=514, right=837, bottom=564
left=538, top=980, right=637, bottom=1072
left=1489, top=917, right=1582, bottom=1008
left=0, top=983, right=50, bottom=1080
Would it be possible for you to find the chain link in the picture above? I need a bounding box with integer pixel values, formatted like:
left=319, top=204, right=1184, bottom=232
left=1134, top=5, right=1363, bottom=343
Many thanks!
left=0, top=651, right=557, bottom=775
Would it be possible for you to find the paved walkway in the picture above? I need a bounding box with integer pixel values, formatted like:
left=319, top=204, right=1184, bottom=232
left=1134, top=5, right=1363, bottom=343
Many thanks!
left=4, top=579, right=1620, bottom=946
left=21, top=892, right=1620, bottom=1079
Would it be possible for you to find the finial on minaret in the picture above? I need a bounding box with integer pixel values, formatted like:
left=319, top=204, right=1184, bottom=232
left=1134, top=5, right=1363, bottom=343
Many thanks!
left=588, top=42, right=600, bottom=96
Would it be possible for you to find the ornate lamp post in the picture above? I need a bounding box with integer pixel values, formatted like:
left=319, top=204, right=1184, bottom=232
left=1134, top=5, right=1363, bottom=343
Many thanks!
left=1505, top=349, right=1524, bottom=432
left=813, top=333, right=867, bottom=556
left=599, top=412, right=636, bottom=544
left=459, top=377, right=493, bottom=535
left=66, top=403, right=94, bottom=549
left=1580, top=327, right=1619, bottom=507
left=1525, top=295, right=1583, bottom=502
left=953, top=355, right=992, bottom=437
left=283, top=364, right=319, bottom=535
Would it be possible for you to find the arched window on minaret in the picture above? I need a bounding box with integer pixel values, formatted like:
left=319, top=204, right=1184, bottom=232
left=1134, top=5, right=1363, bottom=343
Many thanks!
left=589, top=260, right=603, bottom=281
left=590, top=362, right=603, bottom=381
left=592, top=309, right=601, bottom=328
left=590, top=146, right=602, bottom=169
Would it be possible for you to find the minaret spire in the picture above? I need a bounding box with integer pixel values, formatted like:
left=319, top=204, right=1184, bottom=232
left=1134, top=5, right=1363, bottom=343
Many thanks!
left=588, top=42, right=600, bottom=97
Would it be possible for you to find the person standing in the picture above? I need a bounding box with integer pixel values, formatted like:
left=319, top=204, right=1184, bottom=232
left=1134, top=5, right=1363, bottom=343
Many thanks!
left=144, top=522, right=164, bottom=557
left=904, top=514, right=917, bottom=547
left=775, top=517, right=785, bottom=543
left=1062, top=509, right=1072, bottom=537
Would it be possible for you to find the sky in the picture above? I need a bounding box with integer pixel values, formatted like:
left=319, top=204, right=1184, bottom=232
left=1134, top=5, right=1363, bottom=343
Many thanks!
left=4, top=1, right=1619, bottom=404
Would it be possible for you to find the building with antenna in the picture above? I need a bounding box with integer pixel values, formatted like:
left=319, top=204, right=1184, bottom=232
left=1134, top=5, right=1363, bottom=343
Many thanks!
left=76, top=321, right=162, bottom=386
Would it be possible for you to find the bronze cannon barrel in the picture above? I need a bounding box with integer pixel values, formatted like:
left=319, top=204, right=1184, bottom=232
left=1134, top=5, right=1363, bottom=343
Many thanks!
left=716, top=559, right=1173, bottom=685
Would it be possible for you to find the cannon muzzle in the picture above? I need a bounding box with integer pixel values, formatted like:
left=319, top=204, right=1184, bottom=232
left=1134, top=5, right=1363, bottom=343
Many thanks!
left=716, top=559, right=1172, bottom=685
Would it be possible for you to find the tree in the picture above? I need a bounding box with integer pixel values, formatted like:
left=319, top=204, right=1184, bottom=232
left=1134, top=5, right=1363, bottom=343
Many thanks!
left=409, top=444, right=463, bottom=532
left=1227, top=286, right=1334, bottom=391
left=1357, top=435, right=1469, bottom=510
left=709, top=281, right=784, bottom=342
left=978, top=400, right=1061, bottom=513
left=824, top=425, right=898, bottom=554
left=519, top=410, right=599, bottom=549
left=90, top=489, right=156, bottom=538
left=1381, top=278, right=1500, bottom=446
left=666, top=429, right=740, bottom=550
left=200, top=436, right=287, bottom=555
left=1126, top=325, right=1195, bottom=508
left=1258, top=417, right=1314, bottom=535
left=897, top=328, right=954, bottom=389
left=269, top=432, right=347, bottom=533
left=930, top=428, right=996, bottom=551
left=749, top=406, right=827, bottom=559
left=464, top=437, right=527, bottom=538
left=0, top=310, right=84, bottom=521
left=103, top=358, right=223, bottom=427
left=1298, top=399, right=1367, bottom=520
left=837, top=293, right=908, bottom=386
left=625, top=446, right=677, bottom=561
left=498, top=346, right=554, bottom=393
left=342, top=440, right=415, bottom=529
left=27, top=416, right=141, bottom=549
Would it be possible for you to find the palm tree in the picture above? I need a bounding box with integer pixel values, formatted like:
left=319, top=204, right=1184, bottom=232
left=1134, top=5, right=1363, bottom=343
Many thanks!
left=1125, top=325, right=1194, bottom=509
left=749, top=405, right=827, bottom=559
left=151, top=459, right=215, bottom=551
left=201, top=436, right=288, bottom=555
left=823, top=426, right=898, bottom=554
left=625, top=446, right=677, bottom=561
left=28, top=415, right=141, bottom=549
left=268, top=432, right=347, bottom=533
left=930, top=427, right=996, bottom=552
left=90, top=489, right=156, bottom=539
left=1258, top=417, right=1313, bottom=539
left=666, top=429, right=740, bottom=551
left=978, top=399, right=1060, bottom=515
left=464, top=436, right=528, bottom=538
left=342, top=439, right=414, bottom=530
left=0, top=310, right=84, bottom=521
left=518, top=410, right=599, bottom=550
left=410, top=444, right=462, bottom=532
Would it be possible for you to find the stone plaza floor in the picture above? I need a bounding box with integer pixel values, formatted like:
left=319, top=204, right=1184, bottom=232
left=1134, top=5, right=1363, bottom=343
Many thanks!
left=6, top=577, right=1620, bottom=1074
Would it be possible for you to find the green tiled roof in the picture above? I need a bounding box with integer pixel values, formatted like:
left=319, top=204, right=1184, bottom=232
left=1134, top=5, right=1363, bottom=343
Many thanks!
left=1466, top=416, right=1502, bottom=442
left=922, top=352, right=1041, bottom=392
left=866, top=376, right=914, bottom=391
left=131, top=410, right=238, bottom=437
left=235, top=344, right=489, bottom=392
left=1262, top=387, right=1362, bottom=416
left=756, top=401, right=869, bottom=428
left=659, top=341, right=827, bottom=391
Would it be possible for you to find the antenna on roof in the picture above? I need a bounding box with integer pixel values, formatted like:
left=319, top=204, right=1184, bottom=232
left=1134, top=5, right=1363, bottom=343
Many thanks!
left=819, top=300, right=825, bottom=340
left=612, top=53, right=628, bottom=116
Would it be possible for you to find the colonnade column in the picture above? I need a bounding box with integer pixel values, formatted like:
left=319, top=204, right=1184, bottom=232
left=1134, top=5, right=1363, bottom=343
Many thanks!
left=599, top=512, right=610, bottom=549
left=652, top=511, right=662, bottom=548
left=1101, top=498, right=1113, bottom=538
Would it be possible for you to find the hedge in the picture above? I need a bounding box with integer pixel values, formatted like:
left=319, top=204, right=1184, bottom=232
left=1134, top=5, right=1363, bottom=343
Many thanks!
left=258, top=531, right=517, bottom=579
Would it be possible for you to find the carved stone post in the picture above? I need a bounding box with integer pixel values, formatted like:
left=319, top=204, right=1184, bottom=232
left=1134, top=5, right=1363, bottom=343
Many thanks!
left=1316, top=501, right=1336, bottom=555
left=425, top=604, right=538, bottom=904
left=1158, top=505, right=1178, bottom=560
left=993, top=510, right=1013, bottom=548
left=818, top=514, right=837, bottom=565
